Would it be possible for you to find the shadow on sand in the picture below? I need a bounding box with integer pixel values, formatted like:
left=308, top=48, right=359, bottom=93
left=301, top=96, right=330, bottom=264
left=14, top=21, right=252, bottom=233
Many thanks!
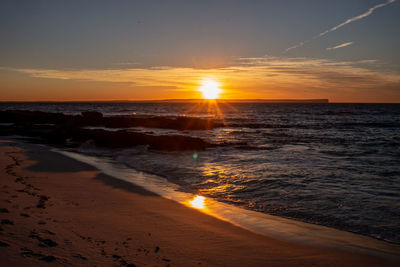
left=3, top=138, right=156, bottom=197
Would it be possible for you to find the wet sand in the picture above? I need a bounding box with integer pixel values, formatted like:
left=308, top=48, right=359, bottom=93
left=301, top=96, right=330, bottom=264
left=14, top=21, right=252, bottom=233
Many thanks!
left=0, top=138, right=398, bottom=266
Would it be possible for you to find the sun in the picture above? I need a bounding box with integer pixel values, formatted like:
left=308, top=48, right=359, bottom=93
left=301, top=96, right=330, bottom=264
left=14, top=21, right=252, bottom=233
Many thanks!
left=198, top=79, right=222, bottom=99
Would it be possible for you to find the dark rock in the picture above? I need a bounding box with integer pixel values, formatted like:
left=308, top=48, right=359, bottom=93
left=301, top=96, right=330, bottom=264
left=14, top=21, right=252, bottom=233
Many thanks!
left=20, top=213, right=30, bottom=217
left=0, top=110, right=219, bottom=150
left=71, top=128, right=212, bottom=151
left=112, top=254, right=121, bottom=259
left=81, top=111, right=103, bottom=121
left=103, top=116, right=223, bottom=130
left=0, top=110, right=66, bottom=125
left=0, top=208, right=9, bottom=213
left=154, top=246, right=159, bottom=253
left=0, top=109, right=224, bottom=130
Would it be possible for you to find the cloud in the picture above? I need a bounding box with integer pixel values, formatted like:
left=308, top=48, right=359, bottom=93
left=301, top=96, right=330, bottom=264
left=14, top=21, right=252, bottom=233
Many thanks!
left=6, top=56, right=400, bottom=100
left=317, top=0, right=395, bottom=38
left=285, top=0, right=396, bottom=52
left=327, top=42, right=354, bottom=50
left=284, top=40, right=310, bottom=54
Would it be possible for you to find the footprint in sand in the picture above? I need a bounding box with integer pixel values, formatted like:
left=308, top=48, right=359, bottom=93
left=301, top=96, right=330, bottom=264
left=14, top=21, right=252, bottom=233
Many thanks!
left=0, top=208, right=9, bottom=213
left=36, top=195, right=49, bottom=209
left=41, top=230, right=55, bottom=235
left=0, top=241, right=10, bottom=247
left=1, top=219, right=14, bottom=225
left=20, top=247, right=57, bottom=262
left=29, top=231, right=58, bottom=247
left=73, top=253, right=87, bottom=260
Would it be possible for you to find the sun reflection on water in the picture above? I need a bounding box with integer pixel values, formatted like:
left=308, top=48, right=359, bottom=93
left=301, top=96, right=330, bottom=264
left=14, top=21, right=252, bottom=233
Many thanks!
left=189, top=195, right=205, bottom=209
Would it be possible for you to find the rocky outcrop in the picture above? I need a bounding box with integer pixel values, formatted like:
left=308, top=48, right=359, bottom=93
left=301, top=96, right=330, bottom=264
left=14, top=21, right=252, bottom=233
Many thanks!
left=0, top=110, right=223, bottom=130
left=0, top=110, right=216, bottom=151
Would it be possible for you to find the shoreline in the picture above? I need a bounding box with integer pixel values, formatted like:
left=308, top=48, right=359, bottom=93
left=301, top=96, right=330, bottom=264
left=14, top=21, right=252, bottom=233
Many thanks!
left=57, top=148, right=400, bottom=260
left=0, top=138, right=399, bottom=266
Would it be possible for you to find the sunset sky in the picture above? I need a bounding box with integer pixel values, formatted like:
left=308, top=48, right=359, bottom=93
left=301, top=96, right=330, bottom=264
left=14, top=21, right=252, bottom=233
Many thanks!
left=1, top=0, right=399, bottom=102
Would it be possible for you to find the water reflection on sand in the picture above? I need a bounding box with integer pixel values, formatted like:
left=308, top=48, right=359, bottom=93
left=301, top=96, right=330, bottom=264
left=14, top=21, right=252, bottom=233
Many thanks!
left=57, top=149, right=400, bottom=261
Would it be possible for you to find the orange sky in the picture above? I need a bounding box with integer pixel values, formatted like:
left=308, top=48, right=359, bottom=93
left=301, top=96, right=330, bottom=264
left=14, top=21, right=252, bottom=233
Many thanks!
left=1, top=57, right=399, bottom=102
left=1, top=1, right=399, bottom=102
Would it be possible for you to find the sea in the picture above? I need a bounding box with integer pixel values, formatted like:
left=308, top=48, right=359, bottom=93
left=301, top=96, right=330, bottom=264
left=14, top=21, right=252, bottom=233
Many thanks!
left=1, top=102, right=399, bottom=244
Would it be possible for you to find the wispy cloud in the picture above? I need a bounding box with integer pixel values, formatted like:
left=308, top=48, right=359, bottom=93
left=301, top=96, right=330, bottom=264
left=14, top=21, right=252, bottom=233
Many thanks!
left=317, top=0, right=395, bottom=38
left=327, top=42, right=354, bottom=50
left=5, top=56, right=400, bottom=101
left=285, top=0, right=396, bottom=52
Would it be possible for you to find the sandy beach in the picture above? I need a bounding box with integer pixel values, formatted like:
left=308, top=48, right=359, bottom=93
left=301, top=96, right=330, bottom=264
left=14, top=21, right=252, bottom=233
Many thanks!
left=0, top=138, right=398, bottom=266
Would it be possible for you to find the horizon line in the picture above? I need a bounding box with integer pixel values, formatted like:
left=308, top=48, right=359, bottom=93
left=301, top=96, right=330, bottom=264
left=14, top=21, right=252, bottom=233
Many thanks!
left=0, top=98, right=330, bottom=103
left=1, top=99, right=400, bottom=103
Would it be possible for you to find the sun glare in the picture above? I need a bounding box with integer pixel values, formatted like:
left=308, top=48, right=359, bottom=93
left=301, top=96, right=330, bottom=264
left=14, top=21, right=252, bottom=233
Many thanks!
left=189, top=195, right=205, bottom=209
left=198, top=79, right=222, bottom=99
